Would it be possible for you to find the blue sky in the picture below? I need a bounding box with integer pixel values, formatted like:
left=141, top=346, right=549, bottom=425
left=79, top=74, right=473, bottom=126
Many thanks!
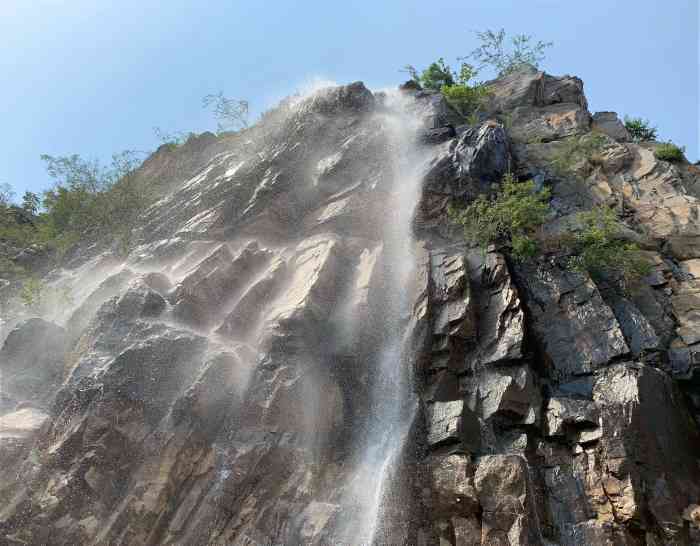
left=1, top=0, right=698, bottom=197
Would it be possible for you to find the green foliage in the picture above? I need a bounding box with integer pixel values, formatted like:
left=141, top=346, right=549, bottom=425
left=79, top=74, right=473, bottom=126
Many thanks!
left=440, top=63, right=489, bottom=118
left=449, top=174, right=551, bottom=260
left=551, top=133, right=608, bottom=177
left=203, top=92, right=249, bottom=133
left=466, top=28, right=553, bottom=76
left=405, top=59, right=489, bottom=119
left=566, top=206, right=652, bottom=281
left=153, top=127, right=195, bottom=151
left=654, top=142, right=686, bottom=163
left=623, top=116, right=657, bottom=142
left=20, top=277, right=44, bottom=310
left=0, top=183, right=14, bottom=206
left=22, top=191, right=40, bottom=215
left=418, top=58, right=455, bottom=90
left=37, top=151, right=150, bottom=256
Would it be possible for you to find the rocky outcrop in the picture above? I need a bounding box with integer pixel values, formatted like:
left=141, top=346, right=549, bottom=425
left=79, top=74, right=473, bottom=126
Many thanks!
left=1, top=73, right=699, bottom=546
left=0, top=318, right=66, bottom=412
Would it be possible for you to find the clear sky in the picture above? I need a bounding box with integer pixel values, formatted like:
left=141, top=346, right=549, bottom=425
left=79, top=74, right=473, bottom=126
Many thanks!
left=1, top=0, right=698, bottom=198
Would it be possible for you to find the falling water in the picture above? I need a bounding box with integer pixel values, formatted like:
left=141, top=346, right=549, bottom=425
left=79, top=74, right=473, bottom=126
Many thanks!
left=340, top=89, right=429, bottom=545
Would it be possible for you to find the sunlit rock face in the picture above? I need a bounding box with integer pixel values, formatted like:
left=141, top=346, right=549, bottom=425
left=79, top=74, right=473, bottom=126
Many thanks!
left=1, top=70, right=700, bottom=546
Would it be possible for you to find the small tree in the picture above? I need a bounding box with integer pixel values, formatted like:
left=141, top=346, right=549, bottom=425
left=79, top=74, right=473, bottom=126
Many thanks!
left=22, top=191, right=40, bottom=215
left=418, top=58, right=455, bottom=90
left=0, top=183, right=14, bottom=206
left=449, top=173, right=551, bottom=260
left=203, top=92, right=249, bottom=132
left=624, top=116, right=657, bottom=142
left=403, top=59, right=489, bottom=119
left=465, top=28, right=553, bottom=76
left=153, top=127, right=193, bottom=150
left=440, top=63, right=489, bottom=118
left=566, top=206, right=651, bottom=281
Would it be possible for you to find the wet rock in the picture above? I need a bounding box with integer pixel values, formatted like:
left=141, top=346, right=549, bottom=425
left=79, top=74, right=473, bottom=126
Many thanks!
left=604, top=293, right=660, bottom=357
left=462, top=365, right=540, bottom=426
left=426, top=400, right=480, bottom=451
left=514, top=260, right=629, bottom=382
left=299, top=81, right=375, bottom=115
left=430, top=250, right=475, bottom=341
left=466, top=250, right=524, bottom=367
left=421, top=125, right=456, bottom=145
left=65, top=268, right=136, bottom=343
left=426, top=453, right=478, bottom=518
left=544, top=397, right=599, bottom=438
left=423, top=122, right=512, bottom=200
left=0, top=318, right=66, bottom=411
left=215, top=257, right=288, bottom=340
left=474, top=454, right=544, bottom=545
left=171, top=241, right=271, bottom=327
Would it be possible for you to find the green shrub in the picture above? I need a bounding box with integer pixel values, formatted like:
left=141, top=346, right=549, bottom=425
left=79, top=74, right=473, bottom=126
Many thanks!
left=38, top=151, right=151, bottom=256
left=654, top=142, right=685, bottom=163
left=440, top=63, right=489, bottom=118
left=623, top=116, right=657, bottom=142
left=566, top=206, right=651, bottom=281
left=449, top=173, right=551, bottom=260
left=404, top=59, right=489, bottom=119
left=417, top=58, right=454, bottom=90
left=551, top=133, right=608, bottom=177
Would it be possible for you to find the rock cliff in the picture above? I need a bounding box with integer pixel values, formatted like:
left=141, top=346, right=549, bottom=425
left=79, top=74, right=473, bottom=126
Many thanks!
left=1, top=67, right=700, bottom=545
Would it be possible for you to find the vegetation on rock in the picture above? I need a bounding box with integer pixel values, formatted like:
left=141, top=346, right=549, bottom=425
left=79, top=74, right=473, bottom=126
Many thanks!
left=449, top=173, right=550, bottom=261
left=654, top=142, right=686, bottom=163
left=450, top=174, right=651, bottom=281
left=624, top=116, right=658, bottom=142
left=465, top=28, right=553, bottom=76
left=551, top=132, right=608, bottom=177
left=0, top=151, right=151, bottom=264
left=565, top=206, right=652, bottom=281
left=404, top=58, right=489, bottom=120
left=202, top=91, right=250, bottom=133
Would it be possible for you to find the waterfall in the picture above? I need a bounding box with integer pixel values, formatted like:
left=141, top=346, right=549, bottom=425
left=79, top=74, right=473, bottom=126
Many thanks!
left=339, top=90, right=428, bottom=545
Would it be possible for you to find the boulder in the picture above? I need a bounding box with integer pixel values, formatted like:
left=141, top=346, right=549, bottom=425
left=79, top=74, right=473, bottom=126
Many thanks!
left=509, top=103, right=591, bottom=143
left=0, top=318, right=66, bottom=411
left=591, top=111, right=630, bottom=142
left=484, top=65, right=588, bottom=113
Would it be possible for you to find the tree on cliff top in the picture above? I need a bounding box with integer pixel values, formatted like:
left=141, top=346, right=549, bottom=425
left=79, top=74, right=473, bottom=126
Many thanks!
left=465, top=28, right=553, bottom=76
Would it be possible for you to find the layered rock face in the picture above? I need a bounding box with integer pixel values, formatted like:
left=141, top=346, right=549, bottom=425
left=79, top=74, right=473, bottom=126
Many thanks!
left=1, top=69, right=700, bottom=545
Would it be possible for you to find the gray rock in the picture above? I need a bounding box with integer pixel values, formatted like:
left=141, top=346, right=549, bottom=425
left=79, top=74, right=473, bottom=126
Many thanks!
left=514, top=260, right=629, bottom=382
left=0, top=318, right=66, bottom=411
left=462, top=365, right=540, bottom=426
left=474, top=454, right=544, bottom=545
left=592, top=111, right=630, bottom=142
left=544, top=397, right=600, bottom=438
